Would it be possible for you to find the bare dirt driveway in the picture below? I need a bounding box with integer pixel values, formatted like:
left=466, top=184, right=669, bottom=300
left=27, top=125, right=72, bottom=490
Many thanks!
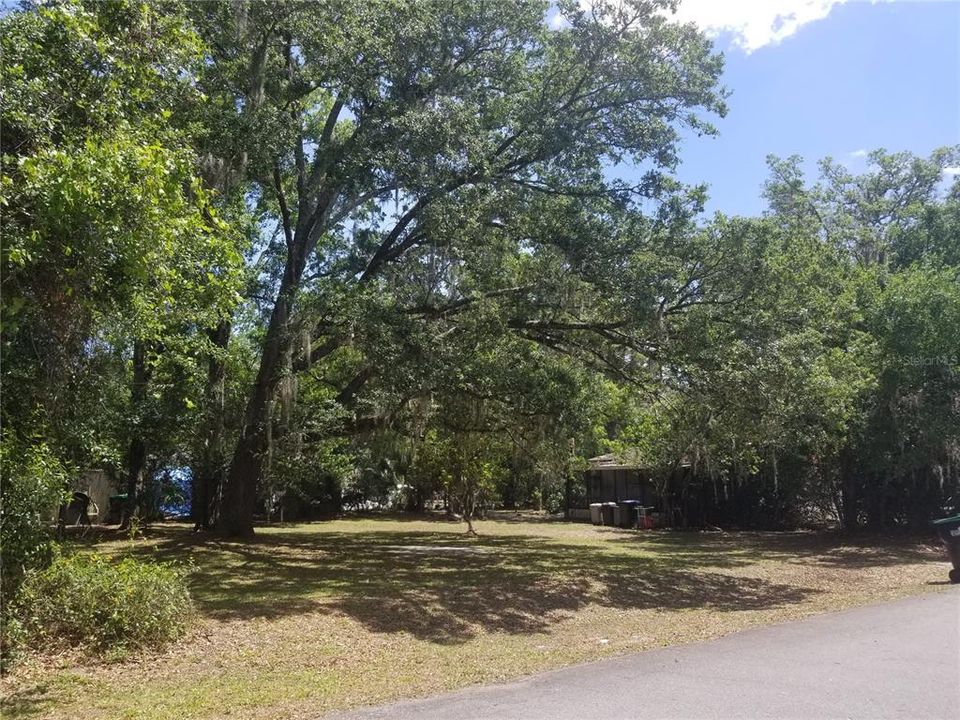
left=330, top=588, right=960, bottom=720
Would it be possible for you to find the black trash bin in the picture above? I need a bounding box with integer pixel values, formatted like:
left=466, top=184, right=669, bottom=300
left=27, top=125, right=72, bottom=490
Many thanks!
left=107, top=493, right=128, bottom=525
left=618, top=500, right=642, bottom=528
left=933, top=514, right=960, bottom=584
left=600, top=502, right=616, bottom=526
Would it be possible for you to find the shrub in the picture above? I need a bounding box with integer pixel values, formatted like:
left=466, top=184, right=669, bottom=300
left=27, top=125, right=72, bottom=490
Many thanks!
left=1, top=440, right=70, bottom=672
left=0, top=612, right=27, bottom=673
left=0, top=440, right=70, bottom=597
left=16, top=552, right=193, bottom=658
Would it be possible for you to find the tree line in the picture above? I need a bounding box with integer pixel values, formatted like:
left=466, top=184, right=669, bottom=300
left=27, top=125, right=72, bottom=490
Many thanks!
left=2, top=0, right=958, bottom=545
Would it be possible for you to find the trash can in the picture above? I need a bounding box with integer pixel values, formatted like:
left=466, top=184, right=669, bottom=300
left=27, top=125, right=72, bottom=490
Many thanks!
left=589, top=503, right=603, bottom=526
left=60, top=492, right=91, bottom=526
left=600, top=502, right=616, bottom=526
left=618, top=500, right=641, bottom=528
left=933, top=514, right=960, bottom=583
left=107, top=494, right=128, bottom=525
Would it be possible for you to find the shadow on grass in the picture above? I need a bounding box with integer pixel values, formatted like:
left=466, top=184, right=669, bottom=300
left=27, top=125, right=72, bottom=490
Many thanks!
left=75, top=521, right=842, bottom=644
left=1, top=684, right=56, bottom=719
left=608, top=530, right=944, bottom=569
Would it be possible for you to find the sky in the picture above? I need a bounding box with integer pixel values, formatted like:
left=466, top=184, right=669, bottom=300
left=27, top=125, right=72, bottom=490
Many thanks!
left=659, top=0, right=960, bottom=216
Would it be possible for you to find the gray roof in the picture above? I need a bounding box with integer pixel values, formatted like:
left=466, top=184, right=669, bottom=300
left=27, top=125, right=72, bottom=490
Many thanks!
left=587, top=453, right=692, bottom=471
left=587, top=453, right=641, bottom=471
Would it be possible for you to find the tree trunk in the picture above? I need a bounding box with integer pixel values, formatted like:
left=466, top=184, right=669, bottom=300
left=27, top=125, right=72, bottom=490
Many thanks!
left=219, top=218, right=315, bottom=536
left=866, top=470, right=886, bottom=530
left=121, top=340, right=151, bottom=527
left=218, top=394, right=270, bottom=537
left=839, top=451, right=859, bottom=532
left=122, top=437, right=147, bottom=527
left=463, top=487, right=477, bottom=535
left=193, top=320, right=231, bottom=530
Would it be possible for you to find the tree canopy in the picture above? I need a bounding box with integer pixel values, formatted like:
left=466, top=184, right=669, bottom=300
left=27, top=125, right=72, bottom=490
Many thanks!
left=2, top=0, right=957, bottom=545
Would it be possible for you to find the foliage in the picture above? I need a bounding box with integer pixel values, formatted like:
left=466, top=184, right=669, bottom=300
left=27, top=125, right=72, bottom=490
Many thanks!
left=14, top=551, right=193, bottom=659
left=182, top=0, right=728, bottom=535
left=759, top=149, right=960, bottom=527
left=0, top=440, right=70, bottom=672
left=1, top=0, right=957, bottom=548
left=1, top=0, right=246, bottom=522
left=0, top=440, right=69, bottom=597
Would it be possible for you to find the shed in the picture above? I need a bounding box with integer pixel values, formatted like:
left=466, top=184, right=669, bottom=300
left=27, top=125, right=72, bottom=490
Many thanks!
left=53, top=469, right=113, bottom=525
left=583, top=454, right=657, bottom=506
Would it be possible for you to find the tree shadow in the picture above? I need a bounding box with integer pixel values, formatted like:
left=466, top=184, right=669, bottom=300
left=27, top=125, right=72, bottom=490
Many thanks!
left=94, top=522, right=824, bottom=644
left=482, top=510, right=567, bottom=524
left=609, top=530, right=944, bottom=570
left=1, top=683, right=59, bottom=719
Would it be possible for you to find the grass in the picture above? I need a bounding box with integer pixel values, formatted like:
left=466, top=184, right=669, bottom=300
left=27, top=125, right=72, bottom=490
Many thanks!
left=2, top=514, right=953, bottom=719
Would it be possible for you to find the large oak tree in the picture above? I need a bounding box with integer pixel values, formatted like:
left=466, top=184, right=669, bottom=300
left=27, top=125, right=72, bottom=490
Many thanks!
left=188, top=0, right=727, bottom=536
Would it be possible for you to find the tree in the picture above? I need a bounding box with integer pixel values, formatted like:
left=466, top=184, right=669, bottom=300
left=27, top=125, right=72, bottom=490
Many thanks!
left=2, top=1, right=243, bottom=521
left=182, top=0, right=727, bottom=535
left=762, top=148, right=960, bottom=528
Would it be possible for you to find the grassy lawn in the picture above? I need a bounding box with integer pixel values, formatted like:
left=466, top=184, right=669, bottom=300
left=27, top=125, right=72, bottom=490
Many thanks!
left=2, top=515, right=952, bottom=719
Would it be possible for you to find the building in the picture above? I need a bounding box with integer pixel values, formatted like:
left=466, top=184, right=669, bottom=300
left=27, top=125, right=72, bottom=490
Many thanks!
left=53, top=469, right=114, bottom=526
left=584, top=454, right=658, bottom=504
left=567, top=453, right=658, bottom=521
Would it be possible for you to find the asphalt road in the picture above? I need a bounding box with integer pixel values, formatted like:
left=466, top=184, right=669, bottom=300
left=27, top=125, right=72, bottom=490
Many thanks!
left=329, top=588, right=960, bottom=720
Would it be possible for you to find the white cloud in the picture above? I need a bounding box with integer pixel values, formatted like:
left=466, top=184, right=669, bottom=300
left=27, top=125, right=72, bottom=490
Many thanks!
left=849, top=148, right=869, bottom=158
left=559, top=2, right=889, bottom=52
left=943, top=167, right=960, bottom=176
left=670, top=0, right=870, bottom=53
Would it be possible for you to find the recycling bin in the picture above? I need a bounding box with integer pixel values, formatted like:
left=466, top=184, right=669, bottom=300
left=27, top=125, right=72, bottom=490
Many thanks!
left=933, top=514, right=960, bottom=583
left=589, top=503, right=603, bottom=525
left=618, top=500, right=642, bottom=528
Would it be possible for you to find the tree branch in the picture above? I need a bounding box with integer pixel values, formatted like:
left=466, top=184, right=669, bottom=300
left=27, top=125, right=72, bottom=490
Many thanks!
left=358, top=197, right=432, bottom=283
left=273, top=164, right=294, bottom=248
left=404, top=285, right=534, bottom=318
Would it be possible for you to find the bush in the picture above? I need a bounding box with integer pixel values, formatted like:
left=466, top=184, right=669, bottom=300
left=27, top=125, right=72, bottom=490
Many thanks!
left=0, top=441, right=70, bottom=597
left=0, top=612, right=27, bottom=673
left=1, top=440, right=70, bottom=672
left=15, top=552, right=193, bottom=658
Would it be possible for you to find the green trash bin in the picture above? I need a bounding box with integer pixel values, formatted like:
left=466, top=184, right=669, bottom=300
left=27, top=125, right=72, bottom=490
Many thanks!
left=932, top=514, right=960, bottom=584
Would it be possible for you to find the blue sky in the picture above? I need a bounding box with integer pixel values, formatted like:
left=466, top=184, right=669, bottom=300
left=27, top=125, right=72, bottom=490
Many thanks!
left=664, top=1, right=960, bottom=216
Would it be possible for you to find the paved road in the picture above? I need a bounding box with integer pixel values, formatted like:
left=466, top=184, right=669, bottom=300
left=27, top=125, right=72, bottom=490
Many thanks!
left=329, top=589, right=960, bottom=720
